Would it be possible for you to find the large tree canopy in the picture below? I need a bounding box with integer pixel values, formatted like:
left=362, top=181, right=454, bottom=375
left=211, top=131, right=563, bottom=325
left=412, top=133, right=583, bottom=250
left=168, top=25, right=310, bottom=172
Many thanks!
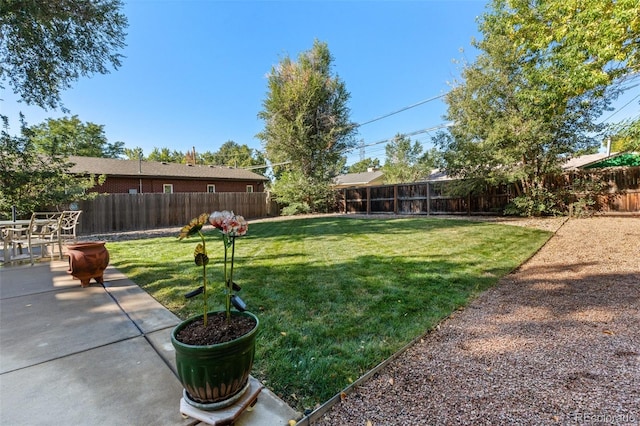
left=29, top=115, right=124, bottom=158
left=0, top=0, right=128, bottom=109
left=0, top=116, right=102, bottom=218
left=257, top=40, right=356, bottom=213
left=495, top=0, right=639, bottom=92
left=436, top=0, right=636, bottom=216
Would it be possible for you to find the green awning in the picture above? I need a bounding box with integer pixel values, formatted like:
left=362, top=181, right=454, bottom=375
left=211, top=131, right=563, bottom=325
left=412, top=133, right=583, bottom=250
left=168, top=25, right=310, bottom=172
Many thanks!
left=584, top=153, right=640, bottom=168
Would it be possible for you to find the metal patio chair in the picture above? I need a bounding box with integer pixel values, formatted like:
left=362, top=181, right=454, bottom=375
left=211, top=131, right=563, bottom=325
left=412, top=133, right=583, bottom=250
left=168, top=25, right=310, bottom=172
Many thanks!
left=10, top=212, right=64, bottom=265
left=58, top=210, right=83, bottom=252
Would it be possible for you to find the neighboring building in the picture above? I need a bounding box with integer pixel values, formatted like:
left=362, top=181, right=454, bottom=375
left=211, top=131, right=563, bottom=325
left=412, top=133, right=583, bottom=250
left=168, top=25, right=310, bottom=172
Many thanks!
left=561, top=152, right=621, bottom=170
left=333, top=169, right=385, bottom=188
left=560, top=151, right=640, bottom=169
left=69, top=156, right=269, bottom=194
left=424, top=168, right=455, bottom=182
left=577, top=153, right=639, bottom=169
left=423, top=153, right=638, bottom=181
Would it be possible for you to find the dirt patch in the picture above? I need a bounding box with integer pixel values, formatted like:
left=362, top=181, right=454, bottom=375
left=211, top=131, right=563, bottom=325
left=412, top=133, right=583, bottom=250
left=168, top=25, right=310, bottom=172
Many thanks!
left=175, top=312, right=257, bottom=346
left=313, top=217, right=640, bottom=425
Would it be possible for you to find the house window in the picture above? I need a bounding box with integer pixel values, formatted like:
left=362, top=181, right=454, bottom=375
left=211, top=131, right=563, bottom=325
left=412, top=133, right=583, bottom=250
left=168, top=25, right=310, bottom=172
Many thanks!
left=163, top=184, right=173, bottom=194
left=207, top=184, right=216, bottom=193
left=128, top=189, right=138, bottom=194
left=246, top=185, right=254, bottom=193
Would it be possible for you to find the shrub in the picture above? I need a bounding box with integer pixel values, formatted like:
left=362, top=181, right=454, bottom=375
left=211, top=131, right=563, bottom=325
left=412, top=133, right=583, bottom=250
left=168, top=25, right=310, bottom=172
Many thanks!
left=504, top=186, right=563, bottom=217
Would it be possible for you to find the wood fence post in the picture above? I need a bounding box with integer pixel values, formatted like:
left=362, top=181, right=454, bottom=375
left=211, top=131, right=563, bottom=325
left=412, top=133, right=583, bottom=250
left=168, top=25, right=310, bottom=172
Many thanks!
left=366, top=187, right=371, bottom=214
left=343, top=189, right=347, bottom=213
left=426, top=181, right=431, bottom=215
left=394, top=185, right=398, bottom=214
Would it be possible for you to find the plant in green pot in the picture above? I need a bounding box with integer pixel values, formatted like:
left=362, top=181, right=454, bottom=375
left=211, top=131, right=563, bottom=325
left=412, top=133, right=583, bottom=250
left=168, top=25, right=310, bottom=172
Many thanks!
left=171, top=211, right=259, bottom=411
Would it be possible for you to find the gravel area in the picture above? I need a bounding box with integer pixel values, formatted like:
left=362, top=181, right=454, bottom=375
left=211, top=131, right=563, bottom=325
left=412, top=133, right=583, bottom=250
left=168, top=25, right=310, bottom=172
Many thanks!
left=313, top=217, right=640, bottom=425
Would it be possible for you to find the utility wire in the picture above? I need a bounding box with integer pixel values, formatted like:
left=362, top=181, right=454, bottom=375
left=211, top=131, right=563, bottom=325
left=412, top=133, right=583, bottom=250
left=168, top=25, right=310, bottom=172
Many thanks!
left=243, top=161, right=291, bottom=170
left=355, top=94, right=446, bottom=128
left=247, top=79, right=639, bottom=170
left=245, top=94, right=448, bottom=168
left=342, top=122, right=453, bottom=154
left=247, top=122, right=453, bottom=169
left=599, top=89, right=640, bottom=123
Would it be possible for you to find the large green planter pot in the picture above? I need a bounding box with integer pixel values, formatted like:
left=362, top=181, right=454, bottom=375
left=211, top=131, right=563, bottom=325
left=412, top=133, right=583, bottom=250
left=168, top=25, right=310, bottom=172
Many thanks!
left=171, top=311, right=259, bottom=410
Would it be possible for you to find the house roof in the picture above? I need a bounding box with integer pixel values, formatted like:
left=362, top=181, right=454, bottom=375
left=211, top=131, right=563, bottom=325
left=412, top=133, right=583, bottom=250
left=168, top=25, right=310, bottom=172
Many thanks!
left=582, top=152, right=640, bottom=168
left=68, top=156, right=269, bottom=181
left=333, top=170, right=384, bottom=186
left=425, top=169, right=455, bottom=182
left=561, top=152, right=622, bottom=170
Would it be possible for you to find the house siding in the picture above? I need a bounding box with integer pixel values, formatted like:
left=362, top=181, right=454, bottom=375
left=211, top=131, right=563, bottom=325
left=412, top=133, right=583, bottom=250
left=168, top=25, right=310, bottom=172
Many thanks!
left=94, top=177, right=265, bottom=194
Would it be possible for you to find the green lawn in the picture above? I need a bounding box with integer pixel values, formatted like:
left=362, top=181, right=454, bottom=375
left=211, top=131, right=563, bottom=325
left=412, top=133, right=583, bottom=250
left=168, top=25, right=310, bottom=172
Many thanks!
left=106, top=216, right=551, bottom=411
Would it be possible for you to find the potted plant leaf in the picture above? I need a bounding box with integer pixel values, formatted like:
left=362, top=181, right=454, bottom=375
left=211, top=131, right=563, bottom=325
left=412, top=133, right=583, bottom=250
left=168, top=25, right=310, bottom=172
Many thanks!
left=171, top=211, right=259, bottom=411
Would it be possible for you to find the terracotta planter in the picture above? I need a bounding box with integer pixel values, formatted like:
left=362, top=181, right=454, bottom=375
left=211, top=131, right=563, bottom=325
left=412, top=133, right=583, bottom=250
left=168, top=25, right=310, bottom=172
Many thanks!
left=67, top=241, right=110, bottom=287
left=171, top=311, right=259, bottom=411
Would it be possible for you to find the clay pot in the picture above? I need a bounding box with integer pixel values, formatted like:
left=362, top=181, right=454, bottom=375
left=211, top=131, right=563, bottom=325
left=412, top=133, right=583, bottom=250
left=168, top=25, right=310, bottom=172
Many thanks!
left=67, top=241, right=110, bottom=287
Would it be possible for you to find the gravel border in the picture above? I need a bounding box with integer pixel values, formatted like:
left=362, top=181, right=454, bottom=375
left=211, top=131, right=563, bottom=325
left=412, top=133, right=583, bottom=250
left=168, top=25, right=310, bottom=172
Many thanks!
left=309, top=217, right=640, bottom=425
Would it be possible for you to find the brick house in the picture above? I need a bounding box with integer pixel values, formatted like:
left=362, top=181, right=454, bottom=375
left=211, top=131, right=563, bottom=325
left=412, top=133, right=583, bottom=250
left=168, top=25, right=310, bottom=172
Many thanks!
left=69, top=156, right=269, bottom=194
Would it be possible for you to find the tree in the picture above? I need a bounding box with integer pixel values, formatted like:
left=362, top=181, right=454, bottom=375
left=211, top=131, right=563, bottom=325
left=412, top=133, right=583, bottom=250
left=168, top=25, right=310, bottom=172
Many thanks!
left=0, top=116, right=102, bottom=219
left=200, top=141, right=267, bottom=175
left=257, top=40, right=357, bottom=212
left=436, top=0, right=626, bottom=216
left=147, top=147, right=184, bottom=163
left=347, top=158, right=381, bottom=174
left=0, top=0, right=128, bottom=110
left=607, top=117, right=640, bottom=152
left=494, top=0, right=639, bottom=94
left=268, top=170, right=337, bottom=216
left=29, top=116, right=124, bottom=158
left=382, top=134, right=437, bottom=184
left=123, top=147, right=144, bottom=160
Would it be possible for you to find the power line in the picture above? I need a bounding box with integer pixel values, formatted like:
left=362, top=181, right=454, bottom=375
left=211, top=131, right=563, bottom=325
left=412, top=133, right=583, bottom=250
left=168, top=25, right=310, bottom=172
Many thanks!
left=599, top=88, right=640, bottom=123
left=355, top=94, right=446, bottom=128
left=243, top=160, right=291, bottom=170
left=247, top=94, right=449, bottom=168
left=342, top=122, right=453, bottom=154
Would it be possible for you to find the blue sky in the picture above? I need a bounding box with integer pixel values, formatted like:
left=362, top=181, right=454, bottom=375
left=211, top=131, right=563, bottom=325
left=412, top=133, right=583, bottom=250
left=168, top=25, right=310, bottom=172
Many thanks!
left=1, top=0, right=638, bottom=167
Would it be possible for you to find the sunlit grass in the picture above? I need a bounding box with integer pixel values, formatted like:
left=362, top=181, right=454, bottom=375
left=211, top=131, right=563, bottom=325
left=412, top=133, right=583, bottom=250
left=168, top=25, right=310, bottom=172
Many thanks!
left=106, top=216, right=551, bottom=411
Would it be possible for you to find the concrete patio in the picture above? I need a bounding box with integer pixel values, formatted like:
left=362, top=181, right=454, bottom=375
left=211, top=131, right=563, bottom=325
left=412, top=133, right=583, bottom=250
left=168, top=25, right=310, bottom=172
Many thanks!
left=0, top=260, right=299, bottom=425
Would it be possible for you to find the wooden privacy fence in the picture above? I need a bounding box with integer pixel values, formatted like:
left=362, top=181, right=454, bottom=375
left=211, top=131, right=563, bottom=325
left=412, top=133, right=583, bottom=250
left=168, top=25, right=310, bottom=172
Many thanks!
left=341, top=182, right=511, bottom=216
left=76, top=192, right=279, bottom=235
left=552, top=168, right=640, bottom=213
left=339, top=167, right=640, bottom=216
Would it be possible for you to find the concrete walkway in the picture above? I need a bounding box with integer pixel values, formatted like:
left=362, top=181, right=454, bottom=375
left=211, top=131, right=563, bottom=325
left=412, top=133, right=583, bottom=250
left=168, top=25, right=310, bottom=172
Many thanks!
left=0, top=260, right=299, bottom=425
